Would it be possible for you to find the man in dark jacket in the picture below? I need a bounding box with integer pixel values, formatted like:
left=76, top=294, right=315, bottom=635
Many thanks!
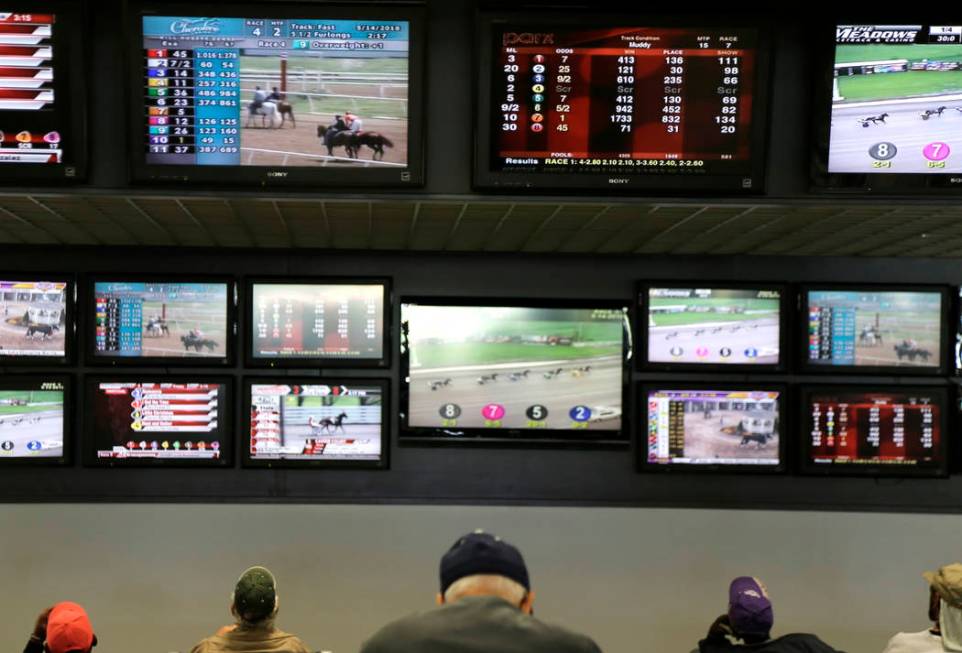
left=697, top=577, right=844, bottom=653
left=360, top=530, right=602, bottom=653
left=23, top=602, right=97, bottom=653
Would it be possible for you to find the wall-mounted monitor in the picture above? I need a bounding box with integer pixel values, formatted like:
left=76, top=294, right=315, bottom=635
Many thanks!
left=0, top=3, right=86, bottom=181
left=129, top=2, right=424, bottom=188
left=247, top=278, right=389, bottom=367
left=474, top=14, right=772, bottom=192
left=800, top=385, right=948, bottom=477
left=0, top=375, right=69, bottom=464
left=243, top=378, right=387, bottom=468
left=639, top=283, right=785, bottom=370
left=400, top=298, right=629, bottom=446
left=0, top=276, right=71, bottom=363
left=88, top=277, right=234, bottom=365
left=814, top=23, right=962, bottom=192
left=800, top=285, right=948, bottom=375
left=84, top=377, right=231, bottom=466
left=641, top=384, right=785, bottom=473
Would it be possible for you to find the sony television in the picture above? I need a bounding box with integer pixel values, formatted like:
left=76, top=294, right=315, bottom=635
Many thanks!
left=128, top=2, right=425, bottom=188
left=400, top=298, right=630, bottom=446
left=243, top=377, right=388, bottom=468
left=799, top=385, right=948, bottom=477
left=0, top=3, right=86, bottom=181
left=641, top=383, right=786, bottom=473
left=84, top=377, right=231, bottom=466
left=246, top=278, right=389, bottom=367
left=813, top=22, right=962, bottom=192
left=0, top=275, right=72, bottom=363
left=88, top=277, right=235, bottom=365
left=800, top=285, right=949, bottom=374
left=638, top=282, right=786, bottom=370
left=0, top=375, right=69, bottom=465
left=474, top=13, right=772, bottom=192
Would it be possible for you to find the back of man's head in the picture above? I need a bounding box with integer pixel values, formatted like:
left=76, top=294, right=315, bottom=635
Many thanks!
left=438, top=531, right=532, bottom=612
left=728, top=577, right=773, bottom=643
left=232, top=566, right=278, bottom=626
left=45, top=602, right=95, bottom=653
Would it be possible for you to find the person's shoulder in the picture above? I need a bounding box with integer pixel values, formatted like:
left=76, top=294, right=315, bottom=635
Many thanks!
left=768, top=633, right=845, bottom=652
left=188, top=636, right=214, bottom=653
left=530, top=618, right=603, bottom=653
left=882, top=630, right=941, bottom=653
left=269, top=628, right=312, bottom=653
left=359, top=611, right=439, bottom=653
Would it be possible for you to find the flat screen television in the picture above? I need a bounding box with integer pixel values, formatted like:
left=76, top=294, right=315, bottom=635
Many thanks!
left=800, top=285, right=948, bottom=375
left=0, top=276, right=71, bottom=363
left=128, top=2, right=425, bottom=188
left=813, top=23, right=962, bottom=192
left=641, top=383, right=786, bottom=473
left=243, top=377, right=387, bottom=468
left=0, top=3, right=86, bottom=181
left=799, top=385, right=948, bottom=477
left=84, top=377, right=231, bottom=466
left=474, top=14, right=772, bottom=192
left=0, top=375, right=69, bottom=464
left=400, top=298, right=630, bottom=445
left=246, top=278, right=389, bottom=367
left=638, top=283, right=785, bottom=370
left=88, top=277, right=235, bottom=365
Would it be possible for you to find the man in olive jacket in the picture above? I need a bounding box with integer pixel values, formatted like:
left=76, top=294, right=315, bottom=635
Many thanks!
left=360, top=530, right=602, bottom=653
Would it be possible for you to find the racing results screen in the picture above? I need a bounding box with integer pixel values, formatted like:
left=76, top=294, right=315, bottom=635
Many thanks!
left=490, top=26, right=759, bottom=181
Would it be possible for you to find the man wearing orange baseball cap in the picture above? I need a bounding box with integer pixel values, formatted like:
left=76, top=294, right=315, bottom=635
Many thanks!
left=23, top=602, right=97, bottom=653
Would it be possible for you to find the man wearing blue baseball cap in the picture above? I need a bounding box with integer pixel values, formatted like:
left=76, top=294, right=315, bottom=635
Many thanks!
left=360, top=530, right=602, bottom=653
left=697, top=577, right=844, bottom=653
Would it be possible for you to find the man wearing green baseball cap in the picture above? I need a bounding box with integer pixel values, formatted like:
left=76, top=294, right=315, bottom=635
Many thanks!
left=883, top=563, right=962, bottom=653
left=189, top=566, right=311, bottom=653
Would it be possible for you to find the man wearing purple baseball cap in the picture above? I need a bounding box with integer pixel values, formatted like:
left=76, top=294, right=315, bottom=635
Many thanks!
left=697, top=577, right=844, bottom=653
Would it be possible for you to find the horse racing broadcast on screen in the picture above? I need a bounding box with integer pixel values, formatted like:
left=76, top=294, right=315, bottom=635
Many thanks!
left=0, top=377, right=66, bottom=462
left=0, top=279, right=68, bottom=359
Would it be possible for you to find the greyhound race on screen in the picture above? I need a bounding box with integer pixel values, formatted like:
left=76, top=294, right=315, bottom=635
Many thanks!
left=646, top=287, right=780, bottom=365
left=806, top=290, right=943, bottom=368
left=0, top=378, right=65, bottom=460
left=829, top=24, right=962, bottom=174
left=248, top=382, right=383, bottom=462
left=141, top=15, right=409, bottom=169
left=0, top=279, right=66, bottom=358
left=93, top=281, right=228, bottom=359
left=646, top=388, right=781, bottom=467
left=403, top=303, right=626, bottom=433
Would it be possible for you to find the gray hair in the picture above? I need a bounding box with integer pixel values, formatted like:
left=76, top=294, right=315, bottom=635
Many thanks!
left=443, top=574, right=526, bottom=604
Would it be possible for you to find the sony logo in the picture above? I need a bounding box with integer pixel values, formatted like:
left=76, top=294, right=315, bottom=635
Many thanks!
left=608, top=178, right=630, bottom=185
left=266, top=171, right=288, bottom=178
left=503, top=32, right=555, bottom=46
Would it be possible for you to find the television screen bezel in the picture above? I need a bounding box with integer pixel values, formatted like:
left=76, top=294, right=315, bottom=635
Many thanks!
left=83, top=374, right=233, bottom=468
left=636, top=280, right=789, bottom=372
left=798, top=283, right=950, bottom=376
left=0, top=374, right=72, bottom=466
left=472, top=11, right=774, bottom=194
left=399, top=295, right=631, bottom=447
left=0, top=2, right=88, bottom=183
left=245, top=276, right=391, bottom=369
left=811, top=20, right=962, bottom=193
left=85, top=274, right=237, bottom=367
left=798, top=383, right=950, bottom=478
left=0, top=273, right=74, bottom=365
left=638, top=381, right=788, bottom=474
left=126, top=1, right=426, bottom=188
left=241, top=375, right=389, bottom=469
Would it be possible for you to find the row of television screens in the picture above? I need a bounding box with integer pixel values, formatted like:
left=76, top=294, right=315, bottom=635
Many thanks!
left=3, top=276, right=958, bottom=376
left=5, top=3, right=962, bottom=192
left=0, top=375, right=952, bottom=479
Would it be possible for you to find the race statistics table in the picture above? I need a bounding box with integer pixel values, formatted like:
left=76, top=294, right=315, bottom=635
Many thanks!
left=491, top=27, right=758, bottom=177
left=141, top=16, right=408, bottom=165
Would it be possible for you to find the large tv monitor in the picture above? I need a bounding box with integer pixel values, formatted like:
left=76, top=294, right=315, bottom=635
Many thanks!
left=474, top=14, right=772, bottom=192
left=0, top=276, right=71, bottom=363
left=400, top=298, right=629, bottom=445
left=800, top=285, right=948, bottom=375
left=800, top=385, right=948, bottom=477
left=247, top=278, right=389, bottom=367
left=0, top=375, right=69, bottom=465
left=639, top=283, right=785, bottom=370
left=0, top=3, right=86, bottom=181
left=128, top=2, right=424, bottom=188
left=814, top=23, right=962, bottom=192
left=88, top=277, right=234, bottom=365
left=641, top=384, right=785, bottom=473
left=84, top=377, right=231, bottom=466
left=243, top=378, right=388, bottom=468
